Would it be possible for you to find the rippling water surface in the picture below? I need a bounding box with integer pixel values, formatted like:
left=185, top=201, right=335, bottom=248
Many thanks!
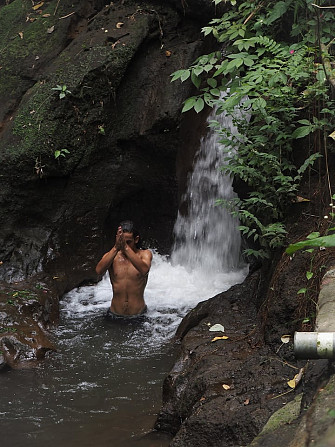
left=1, top=253, right=247, bottom=447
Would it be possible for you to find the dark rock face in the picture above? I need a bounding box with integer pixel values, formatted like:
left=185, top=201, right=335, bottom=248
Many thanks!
left=154, top=271, right=305, bottom=446
left=0, top=0, right=212, bottom=286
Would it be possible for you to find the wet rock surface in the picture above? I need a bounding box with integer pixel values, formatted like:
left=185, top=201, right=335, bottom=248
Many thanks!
left=155, top=270, right=305, bottom=446
left=0, top=274, right=59, bottom=368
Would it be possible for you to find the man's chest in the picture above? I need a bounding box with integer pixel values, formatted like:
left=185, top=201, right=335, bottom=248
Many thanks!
left=112, top=256, right=141, bottom=278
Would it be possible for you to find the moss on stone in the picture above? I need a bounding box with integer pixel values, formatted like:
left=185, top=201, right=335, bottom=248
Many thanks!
left=2, top=7, right=151, bottom=176
left=0, top=0, right=30, bottom=42
left=249, top=394, right=303, bottom=446
left=0, top=0, right=72, bottom=100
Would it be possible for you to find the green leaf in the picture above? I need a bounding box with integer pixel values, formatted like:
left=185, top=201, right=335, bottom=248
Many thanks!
left=193, top=67, right=204, bottom=77
left=203, top=93, right=213, bottom=106
left=171, top=70, right=186, bottom=82
left=204, top=64, right=213, bottom=73
left=306, top=232, right=320, bottom=239
left=297, top=288, right=307, bottom=295
left=210, top=88, right=221, bottom=97
left=306, top=271, right=313, bottom=280
left=202, top=26, right=213, bottom=36
left=226, top=59, right=239, bottom=72
left=191, top=71, right=201, bottom=88
left=194, top=97, right=205, bottom=113
left=243, top=58, right=254, bottom=67
left=181, top=70, right=191, bottom=82
left=292, top=126, right=312, bottom=139
left=182, top=97, right=197, bottom=113
left=297, top=153, right=322, bottom=175
left=298, top=119, right=312, bottom=126
left=264, top=1, right=288, bottom=25
left=286, top=234, right=335, bottom=255
left=207, top=78, right=217, bottom=88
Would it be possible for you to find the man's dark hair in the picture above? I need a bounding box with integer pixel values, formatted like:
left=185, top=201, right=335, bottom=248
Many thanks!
left=119, top=220, right=140, bottom=247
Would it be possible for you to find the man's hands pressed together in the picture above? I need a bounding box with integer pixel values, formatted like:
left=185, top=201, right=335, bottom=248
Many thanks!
left=115, top=226, right=126, bottom=253
left=95, top=221, right=152, bottom=316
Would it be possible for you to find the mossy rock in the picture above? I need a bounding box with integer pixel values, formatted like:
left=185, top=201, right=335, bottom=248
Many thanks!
left=0, top=1, right=155, bottom=177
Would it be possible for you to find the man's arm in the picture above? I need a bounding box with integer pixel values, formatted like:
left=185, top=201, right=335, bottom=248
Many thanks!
left=95, top=246, right=119, bottom=276
left=96, top=226, right=124, bottom=276
left=123, top=246, right=152, bottom=276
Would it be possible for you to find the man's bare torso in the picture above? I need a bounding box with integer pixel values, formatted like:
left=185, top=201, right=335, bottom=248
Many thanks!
left=95, top=225, right=152, bottom=316
left=109, top=250, right=149, bottom=315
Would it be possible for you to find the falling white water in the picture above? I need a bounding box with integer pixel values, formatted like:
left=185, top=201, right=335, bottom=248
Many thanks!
left=60, top=104, right=248, bottom=347
left=171, top=105, right=243, bottom=273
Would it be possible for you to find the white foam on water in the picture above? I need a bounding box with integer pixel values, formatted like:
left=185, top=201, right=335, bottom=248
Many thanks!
left=60, top=251, right=247, bottom=351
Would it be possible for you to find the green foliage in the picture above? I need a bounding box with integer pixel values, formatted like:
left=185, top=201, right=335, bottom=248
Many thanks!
left=54, top=148, right=70, bottom=159
left=51, top=84, right=72, bottom=99
left=10, top=289, right=37, bottom=300
left=172, top=0, right=335, bottom=258
left=286, top=231, right=335, bottom=255
left=98, top=125, right=105, bottom=135
left=0, top=327, right=17, bottom=333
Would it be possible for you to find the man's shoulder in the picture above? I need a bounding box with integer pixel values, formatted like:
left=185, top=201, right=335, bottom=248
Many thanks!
left=139, top=248, right=152, bottom=258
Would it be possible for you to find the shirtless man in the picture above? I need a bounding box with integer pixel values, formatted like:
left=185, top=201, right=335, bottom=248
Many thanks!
left=95, top=221, right=152, bottom=318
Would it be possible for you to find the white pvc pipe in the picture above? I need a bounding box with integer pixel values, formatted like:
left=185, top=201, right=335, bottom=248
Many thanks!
left=294, top=332, right=335, bottom=359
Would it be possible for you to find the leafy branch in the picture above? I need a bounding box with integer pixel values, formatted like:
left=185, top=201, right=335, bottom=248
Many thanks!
left=172, top=0, right=335, bottom=258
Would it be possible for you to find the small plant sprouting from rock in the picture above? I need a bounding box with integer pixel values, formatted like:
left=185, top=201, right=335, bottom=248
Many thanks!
left=11, top=290, right=37, bottom=300
left=54, top=148, right=70, bottom=159
left=6, top=290, right=38, bottom=305
left=51, top=84, right=72, bottom=99
left=0, top=327, right=17, bottom=333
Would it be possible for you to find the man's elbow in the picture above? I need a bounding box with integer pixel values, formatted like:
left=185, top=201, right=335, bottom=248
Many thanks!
left=95, top=264, right=105, bottom=276
left=141, top=265, right=151, bottom=276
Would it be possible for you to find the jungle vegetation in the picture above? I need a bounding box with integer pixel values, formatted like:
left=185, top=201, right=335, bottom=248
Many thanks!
left=173, top=0, right=335, bottom=259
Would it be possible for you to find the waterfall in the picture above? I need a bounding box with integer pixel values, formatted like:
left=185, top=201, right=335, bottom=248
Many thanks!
left=171, top=106, right=242, bottom=273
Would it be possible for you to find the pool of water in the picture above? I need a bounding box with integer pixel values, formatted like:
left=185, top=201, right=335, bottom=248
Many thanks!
left=1, top=253, right=247, bottom=447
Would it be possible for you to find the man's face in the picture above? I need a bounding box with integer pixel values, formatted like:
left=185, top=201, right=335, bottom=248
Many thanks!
left=123, top=232, right=139, bottom=250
